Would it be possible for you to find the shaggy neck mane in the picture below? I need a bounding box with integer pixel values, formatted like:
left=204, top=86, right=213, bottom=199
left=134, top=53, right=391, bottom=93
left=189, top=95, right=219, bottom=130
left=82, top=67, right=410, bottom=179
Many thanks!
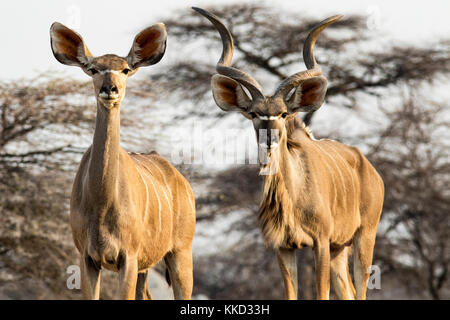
left=259, top=169, right=293, bottom=248
left=258, top=117, right=311, bottom=248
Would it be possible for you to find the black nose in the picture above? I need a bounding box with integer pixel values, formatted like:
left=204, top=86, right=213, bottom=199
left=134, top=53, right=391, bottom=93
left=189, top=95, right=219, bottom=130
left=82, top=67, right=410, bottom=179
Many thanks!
left=100, top=85, right=118, bottom=95
left=267, top=129, right=279, bottom=149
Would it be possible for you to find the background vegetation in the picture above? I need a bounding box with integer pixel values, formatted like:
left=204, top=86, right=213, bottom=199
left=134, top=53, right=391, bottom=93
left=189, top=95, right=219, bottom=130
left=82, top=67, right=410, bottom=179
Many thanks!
left=0, top=4, right=449, bottom=299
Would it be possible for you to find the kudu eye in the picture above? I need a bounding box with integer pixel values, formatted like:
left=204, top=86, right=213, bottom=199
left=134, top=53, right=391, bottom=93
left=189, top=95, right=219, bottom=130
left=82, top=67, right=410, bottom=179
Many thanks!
left=88, top=68, right=98, bottom=75
left=281, top=112, right=289, bottom=118
left=122, top=68, right=131, bottom=75
left=248, top=112, right=257, bottom=119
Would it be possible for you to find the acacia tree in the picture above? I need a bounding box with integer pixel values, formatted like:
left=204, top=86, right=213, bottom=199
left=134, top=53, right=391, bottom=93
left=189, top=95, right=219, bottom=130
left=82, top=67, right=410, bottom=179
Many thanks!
left=367, top=94, right=450, bottom=300
left=0, top=77, right=92, bottom=298
left=0, top=77, right=91, bottom=170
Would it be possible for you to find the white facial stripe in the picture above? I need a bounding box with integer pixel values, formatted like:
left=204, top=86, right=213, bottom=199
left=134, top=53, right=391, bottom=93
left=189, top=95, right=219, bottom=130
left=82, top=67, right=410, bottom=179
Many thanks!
left=258, top=115, right=280, bottom=120
left=99, top=69, right=121, bottom=75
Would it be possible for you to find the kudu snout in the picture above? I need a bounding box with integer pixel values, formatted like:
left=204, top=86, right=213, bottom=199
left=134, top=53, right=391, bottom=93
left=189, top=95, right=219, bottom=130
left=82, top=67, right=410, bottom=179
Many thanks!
left=98, top=78, right=120, bottom=101
left=100, top=83, right=119, bottom=96
left=259, top=128, right=280, bottom=150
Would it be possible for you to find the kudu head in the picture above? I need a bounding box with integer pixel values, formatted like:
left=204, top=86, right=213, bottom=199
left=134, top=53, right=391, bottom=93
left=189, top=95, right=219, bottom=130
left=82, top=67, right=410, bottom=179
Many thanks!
left=193, top=7, right=342, bottom=173
left=50, top=22, right=167, bottom=109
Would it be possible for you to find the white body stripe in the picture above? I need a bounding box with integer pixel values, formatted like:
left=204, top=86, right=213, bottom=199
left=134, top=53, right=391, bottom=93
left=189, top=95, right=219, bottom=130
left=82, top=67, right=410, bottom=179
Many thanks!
left=133, top=157, right=162, bottom=231
left=183, top=179, right=195, bottom=213
left=147, top=157, right=173, bottom=199
left=134, top=166, right=149, bottom=220
left=314, top=144, right=338, bottom=206
left=323, top=141, right=358, bottom=213
left=315, top=143, right=347, bottom=199
left=138, top=157, right=171, bottom=201
left=145, top=158, right=174, bottom=214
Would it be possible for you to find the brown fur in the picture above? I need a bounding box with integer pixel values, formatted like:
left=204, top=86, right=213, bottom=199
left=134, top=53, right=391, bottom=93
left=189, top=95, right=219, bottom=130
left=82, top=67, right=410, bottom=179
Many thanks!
left=259, top=117, right=384, bottom=251
left=258, top=116, right=384, bottom=300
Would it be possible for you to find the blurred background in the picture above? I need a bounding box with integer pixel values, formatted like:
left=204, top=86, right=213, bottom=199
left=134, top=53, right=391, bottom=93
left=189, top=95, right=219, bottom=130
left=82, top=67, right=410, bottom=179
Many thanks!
left=0, top=0, right=449, bottom=299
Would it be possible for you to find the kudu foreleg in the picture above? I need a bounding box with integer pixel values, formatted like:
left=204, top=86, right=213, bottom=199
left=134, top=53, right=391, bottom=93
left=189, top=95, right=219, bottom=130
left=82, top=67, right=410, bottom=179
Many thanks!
left=313, top=241, right=331, bottom=300
left=118, top=254, right=138, bottom=300
left=80, top=254, right=101, bottom=300
left=276, top=248, right=298, bottom=300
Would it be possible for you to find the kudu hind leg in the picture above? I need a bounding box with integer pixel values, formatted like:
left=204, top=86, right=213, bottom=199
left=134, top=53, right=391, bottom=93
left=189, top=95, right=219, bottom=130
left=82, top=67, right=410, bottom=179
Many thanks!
left=353, top=230, right=377, bottom=300
left=80, top=254, right=101, bottom=300
left=164, top=248, right=193, bottom=300
left=330, top=246, right=355, bottom=299
left=276, top=248, right=298, bottom=300
left=135, top=270, right=152, bottom=300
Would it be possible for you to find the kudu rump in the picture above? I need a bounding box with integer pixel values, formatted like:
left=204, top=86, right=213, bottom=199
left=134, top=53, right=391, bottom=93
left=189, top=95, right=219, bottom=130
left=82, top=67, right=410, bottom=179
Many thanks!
left=194, top=7, right=384, bottom=300
left=50, top=22, right=196, bottom=299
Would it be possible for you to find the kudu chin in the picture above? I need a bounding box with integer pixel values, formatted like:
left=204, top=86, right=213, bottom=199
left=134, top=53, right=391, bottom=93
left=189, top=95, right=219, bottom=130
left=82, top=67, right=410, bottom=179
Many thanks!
left=194, top=7, right=384, bottom=300
left=50, top=22, right=196, bottom=300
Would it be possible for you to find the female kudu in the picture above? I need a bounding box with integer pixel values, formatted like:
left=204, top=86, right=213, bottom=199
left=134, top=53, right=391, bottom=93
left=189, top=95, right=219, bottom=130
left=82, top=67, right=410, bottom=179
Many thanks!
left=50, top=22, right=196, bottom=300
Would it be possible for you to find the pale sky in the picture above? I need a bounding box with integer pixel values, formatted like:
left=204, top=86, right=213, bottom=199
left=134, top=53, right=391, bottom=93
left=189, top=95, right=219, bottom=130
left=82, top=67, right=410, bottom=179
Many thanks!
left=1, top=0, right=450, bottom=80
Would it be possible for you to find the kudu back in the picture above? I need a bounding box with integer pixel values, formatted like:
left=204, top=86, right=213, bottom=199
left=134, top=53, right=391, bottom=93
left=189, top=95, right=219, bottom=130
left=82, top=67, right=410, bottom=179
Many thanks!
left=50, top=22, right=196, bottom=300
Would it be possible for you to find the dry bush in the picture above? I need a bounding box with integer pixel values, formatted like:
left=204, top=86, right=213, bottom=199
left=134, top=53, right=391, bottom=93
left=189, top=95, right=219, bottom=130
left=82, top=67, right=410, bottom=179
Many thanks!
left=367, top=94, right=450, bottom=299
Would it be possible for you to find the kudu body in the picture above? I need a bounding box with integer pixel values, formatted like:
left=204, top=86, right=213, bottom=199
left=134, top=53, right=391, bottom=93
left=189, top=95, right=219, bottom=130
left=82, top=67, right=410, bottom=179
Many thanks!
left=194, top=8, right=384, bottom=300
left=50, top=22, right=196, bottom=299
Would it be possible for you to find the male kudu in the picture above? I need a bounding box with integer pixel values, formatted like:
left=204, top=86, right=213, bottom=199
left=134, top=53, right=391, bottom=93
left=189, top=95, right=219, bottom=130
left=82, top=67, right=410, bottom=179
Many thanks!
left=194, top=7, right=384, bottom=300
left=50, top=22, right=196, bottom=299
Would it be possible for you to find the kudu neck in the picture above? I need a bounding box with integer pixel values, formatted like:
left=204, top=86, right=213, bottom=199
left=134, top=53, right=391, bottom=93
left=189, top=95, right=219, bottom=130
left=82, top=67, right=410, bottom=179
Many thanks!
left=272, top=131, right=293, bottom=179
left=262, top=124, right=308, bottom=193
left=88, top=102, right=122, bottom=201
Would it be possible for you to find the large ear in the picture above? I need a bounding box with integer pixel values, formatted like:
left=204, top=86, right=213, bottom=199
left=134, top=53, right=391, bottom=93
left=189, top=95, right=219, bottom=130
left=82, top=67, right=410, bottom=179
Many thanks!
left=50, top=22, right=92, bottom=67
left=127, top=23, right=167, bottom=69
left=288, top=76, right=328, bottom=113
left=211, top=74, right=252, bottom=116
